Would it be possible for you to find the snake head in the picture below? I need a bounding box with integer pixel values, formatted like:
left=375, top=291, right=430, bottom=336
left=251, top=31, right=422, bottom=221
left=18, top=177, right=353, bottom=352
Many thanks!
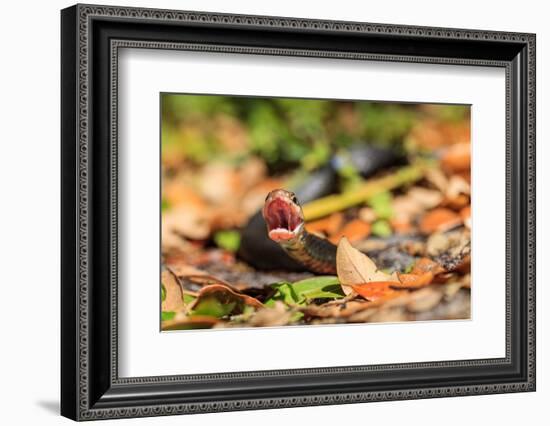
left=262, top=189, right=305, bottom=243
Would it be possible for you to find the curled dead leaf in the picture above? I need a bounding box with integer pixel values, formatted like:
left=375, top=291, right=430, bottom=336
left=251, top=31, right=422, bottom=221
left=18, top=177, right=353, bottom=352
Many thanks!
left=351, top=282, right=402, bottom=302
left=336, top=237, right=399, bottom=295
left=190, top=284, right=264, bottom=318
left=184, top=274, right=241, bottom=292
left=161, top=270, right=185, bottom=312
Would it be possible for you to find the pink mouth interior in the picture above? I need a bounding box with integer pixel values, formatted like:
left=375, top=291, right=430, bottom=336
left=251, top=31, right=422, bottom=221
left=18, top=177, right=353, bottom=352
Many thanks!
left=264, top=198, right=301, bottom=241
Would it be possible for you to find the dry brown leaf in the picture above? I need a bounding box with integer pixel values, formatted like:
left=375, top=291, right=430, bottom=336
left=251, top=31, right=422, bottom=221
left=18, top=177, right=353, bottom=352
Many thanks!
left=443, top=281, right=467, bottom=299
left=408, top=119, right=447, bottom=150
left=248, top=302, right=292, bottom=327
left=162, top=206, right=211, bottom=241
left=460, top=205, right=471, bottom=229
left=441, top=175, right=471, bottom=210
left=425, top=168, right=449, bottom=193
left=390, top=216, right=413, bottom=234
left=368, top=309, right=408, bottom=323
left=391, top=186, right=444, bottom=232
left=426, top=230, right=471, bottom=271
left=164, top=262, right=206, bottom=277
left=184, top=275, right=241, bottom=293
left=453, top=255, right=471, bottom=274
left=446, top=175, right=471, bottom=198
left=408, top=187, right=444, bottom=209
left=329, top=219, right=371, bottom=244
left=407, top=287, right=443, bottom=312
left=161, top=270, right=185, bottom=312
left=304, top=299, right=376, bottom=319
left=393, top=271, right=434, bottom=289
left=307, top=212, right=344, bottom=236
left=302, top=302, right=344, bottom=319
left=443, top=194, right=470, bottom=210
left=351, top=282, right=401, bottom=302
left=161, top=315, right=219, bottom=331
left=456, top=170, right=471, bottom=183
left=336, top=237, right=399, bottom=295
left=199, top=163, right=242, bottom=204
left=419, top=208, right=462, bottom=234
left=346, top=308, right=379, bottom=323
left=441, top=143, right=471, bottom=174
left=190, top=284, right=264, bottom=312
left=163, top=182, right=207, bottom=210
left=408, top=119, right=469, bottom=150
left=411, top=258, right=446, bottom=275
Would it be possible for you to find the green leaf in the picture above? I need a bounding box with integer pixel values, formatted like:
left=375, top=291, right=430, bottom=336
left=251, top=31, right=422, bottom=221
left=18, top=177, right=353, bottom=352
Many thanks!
left=161, top=311, right=176, bottom=321
left=183, top=294, right=196, bottom=304
left=191, top=298, right=237, bottom=318
left=289, top=311, right=304, bottom=323
left=371, top=219, right=392, bottom=237
left=229, top=305, right=257, bottom=323
left=301, top=140, right=331, bottom=171
left=161, top=317, right=218, bottom=331
left=367, top=191, right=393, bottom=220
left=265, top=282, right=301, bottom=306
left=161, top=284, right=166, bottom=302
left=402, top=262, right=415, bottom=274
left=161, top=198, right=171, bottom=212
left=292, top=276, right=344, bottom=301
left=213, top=230, right=241, bottom=252
left=266, top=276, right=343, bottom=307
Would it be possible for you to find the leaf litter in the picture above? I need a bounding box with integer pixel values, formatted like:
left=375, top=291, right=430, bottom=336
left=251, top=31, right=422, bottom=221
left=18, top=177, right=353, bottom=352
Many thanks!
left=160, top=98, right=472, bottom=330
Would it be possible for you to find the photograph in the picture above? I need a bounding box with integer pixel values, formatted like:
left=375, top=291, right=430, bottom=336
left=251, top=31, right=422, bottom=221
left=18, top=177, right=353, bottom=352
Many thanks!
left=57, top=3, right=536, bottom=420
left=160, top=94, right=472, bottom=331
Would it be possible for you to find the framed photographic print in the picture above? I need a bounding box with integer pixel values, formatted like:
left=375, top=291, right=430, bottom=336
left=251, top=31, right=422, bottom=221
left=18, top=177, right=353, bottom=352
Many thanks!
left=61, top=4, right=536, bottom=421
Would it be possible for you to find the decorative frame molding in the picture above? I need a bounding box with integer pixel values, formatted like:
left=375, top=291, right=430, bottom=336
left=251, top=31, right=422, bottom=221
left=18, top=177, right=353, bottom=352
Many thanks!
left=61, top=4, right=535, bottom=421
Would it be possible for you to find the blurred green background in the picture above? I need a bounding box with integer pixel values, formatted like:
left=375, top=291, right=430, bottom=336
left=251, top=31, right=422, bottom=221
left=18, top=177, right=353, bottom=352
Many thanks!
left=161, top=94, right=469, bottom=174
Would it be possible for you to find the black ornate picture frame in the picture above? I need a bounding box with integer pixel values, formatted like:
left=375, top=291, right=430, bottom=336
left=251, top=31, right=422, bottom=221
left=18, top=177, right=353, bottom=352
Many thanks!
left=61, top=4, right=536, bottom=421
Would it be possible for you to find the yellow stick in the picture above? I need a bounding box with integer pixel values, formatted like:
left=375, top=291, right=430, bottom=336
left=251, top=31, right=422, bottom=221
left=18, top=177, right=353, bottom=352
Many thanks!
left=302, top=163, right=428, bottom=221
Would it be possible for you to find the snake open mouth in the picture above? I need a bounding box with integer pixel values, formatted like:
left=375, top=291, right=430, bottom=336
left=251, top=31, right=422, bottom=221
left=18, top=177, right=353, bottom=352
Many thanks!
left=262, top=192, right=304, bottom=242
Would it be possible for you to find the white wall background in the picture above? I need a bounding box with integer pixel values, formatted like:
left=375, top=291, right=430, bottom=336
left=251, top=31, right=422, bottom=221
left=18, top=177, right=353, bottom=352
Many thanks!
left=0, top=0, right=546, bottom=424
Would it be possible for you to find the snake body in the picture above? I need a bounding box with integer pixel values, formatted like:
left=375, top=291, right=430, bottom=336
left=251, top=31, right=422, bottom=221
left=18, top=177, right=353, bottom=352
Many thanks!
left=280, top=230, right=337, bottom=274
